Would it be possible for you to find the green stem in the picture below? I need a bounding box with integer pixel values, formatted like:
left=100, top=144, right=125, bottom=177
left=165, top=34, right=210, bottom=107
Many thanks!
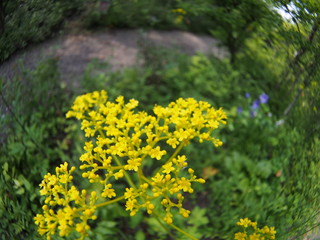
left=76, top=195, right=125, bottom=212
left=152, top=211, right=176, bottom=239
left=138, top=168, right=144, bottom=185
left=168, top=222, right=198, bottom=240
left=113, top=156, right=136, bottom=189
left=141, top=175, right=153, bottom=185
left=94, top=195, right=125, bottom=208
left=97, top=165, right=124, bottom=170
left=170, top=142, right=185, bottom=161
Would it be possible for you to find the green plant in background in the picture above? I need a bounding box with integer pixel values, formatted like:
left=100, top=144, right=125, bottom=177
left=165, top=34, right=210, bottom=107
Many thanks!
left=0, top=0, right=85, bottom=61
left=0, top=59, right=76, bottom=239
left=195, top=91, right=320, bottom=239
left=181, top=92, right=283, bottom=238
left=34, top=90, right=227, bottom=239
left=83, top=0, right=178, bottom=29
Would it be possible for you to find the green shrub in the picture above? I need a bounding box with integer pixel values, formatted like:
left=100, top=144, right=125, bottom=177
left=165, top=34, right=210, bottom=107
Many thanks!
left=0, top=59, right=75, bottom=239
left=83, top=0, right=177, bottom=29
left=0, top=0, right=85, bottom=61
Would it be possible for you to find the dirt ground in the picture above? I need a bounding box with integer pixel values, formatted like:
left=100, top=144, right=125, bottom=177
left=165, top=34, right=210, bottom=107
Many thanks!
left=0, top=29, right=227, bottom=88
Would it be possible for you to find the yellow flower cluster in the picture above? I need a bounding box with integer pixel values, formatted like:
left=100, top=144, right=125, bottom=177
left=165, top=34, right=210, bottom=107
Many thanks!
left=172, top=8, right=187, bottom=24
left=172, top=8, right=187, bottom=15
left=234, top=218, right=276, bottom=240
left=35, top=90, right=227, bottom=239
left=34, top=162, right=98, bottom=240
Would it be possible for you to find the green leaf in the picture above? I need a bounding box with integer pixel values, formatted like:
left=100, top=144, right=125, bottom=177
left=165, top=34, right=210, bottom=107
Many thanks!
left=129, top=210, right=143, bottom=229
left=188, top=206, right=209, bottom=227
left=15, top=187, right=25, bottom=195
left=8, top=142, right=25, bottom=157
left=256, top=160, right=273, bottom=178
left=19, top=175, right=32, bottom=191
left=3, top=162, right=9, bottom=172
left=93, top=221, right=117, bottom=236
left=135, top=230, right=146, bottom=240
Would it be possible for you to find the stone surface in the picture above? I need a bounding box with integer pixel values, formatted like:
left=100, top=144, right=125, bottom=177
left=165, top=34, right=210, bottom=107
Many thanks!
left=0, top=29, right=227, bottom=87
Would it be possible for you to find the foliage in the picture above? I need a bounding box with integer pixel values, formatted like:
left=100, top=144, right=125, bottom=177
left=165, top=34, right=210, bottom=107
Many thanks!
left=84, top=0, right=283, bottom=65
left=0, top=0, right=85, bottom=61
left=0, top=59, right=75, bottom=239
left=82, top=0, right=178, bottom=29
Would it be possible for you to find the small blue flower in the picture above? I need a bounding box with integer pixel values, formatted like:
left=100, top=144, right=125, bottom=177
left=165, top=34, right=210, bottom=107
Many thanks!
left=245, top=93, right=251, bottom=98
left=259, top=93, right=269, bottom=104
left=251, top=99, right=260, bottom=110
left=237, top=107, right=243, bottom=114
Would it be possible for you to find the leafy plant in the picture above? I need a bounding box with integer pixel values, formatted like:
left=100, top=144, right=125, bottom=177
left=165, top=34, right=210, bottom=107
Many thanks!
left=0, top=0, right=85, bottom=61
left=85, top=0, right=177, bottom=30
left=0, top=58, right=75, bottom=239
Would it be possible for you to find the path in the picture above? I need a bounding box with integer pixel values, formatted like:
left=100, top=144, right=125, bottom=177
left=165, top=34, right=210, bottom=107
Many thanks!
left=0, top=29, right=227, bottom=88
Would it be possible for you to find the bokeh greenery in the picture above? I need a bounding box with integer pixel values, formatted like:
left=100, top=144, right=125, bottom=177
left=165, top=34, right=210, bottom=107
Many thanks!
left=0, top=0, right=85, bottom=61
left=1, top=0, right=319, bottom=239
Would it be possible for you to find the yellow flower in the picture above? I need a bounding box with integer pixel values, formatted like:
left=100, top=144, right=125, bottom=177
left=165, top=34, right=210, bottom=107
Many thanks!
left=251, top=221, right=257, bottom=228
left=149, top=146, right=167, bottom=160
left=235, top=218, right=276, bottom=240
left=164, top=212, right=173, bottom=224
left=126, top=198, right=137, bottom=211
left=101, top=184, right=116, bottom=198
left=177, top=177, right=192, bottom=193
left=114, top=170, right=124, bottom=179
left=175, top=155, right=187, bottom=168
left=174, top=15, right=184, bottom=24
left=146, top=202, right=155, bottom=214
left=125, top=158, right=142, bottom=171
left=35, top=162, right=97, bottom=239
left=124, top=188, right=135, bottom=199
left=269, top=227, right=276, bottom=236
left=162, top=162, right=175, bottom=174
left=234, top=232, right=247, bottom=240
left=76, top=222, right=88, bottom=235
left=172, top=8, right=187, bottom=15
left=152, top=173, right=164, bottom=184
left=237, top=218, right=252, bottom=228
left=166, top=138, right=179, bottom=148
left=249, top=233, right=262, bottom=240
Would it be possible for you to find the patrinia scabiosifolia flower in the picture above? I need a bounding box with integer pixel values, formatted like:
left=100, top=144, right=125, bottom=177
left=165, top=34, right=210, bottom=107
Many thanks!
left=234, top=218, right=276, bottom=240
left=35, top=90, right=227, bottom=239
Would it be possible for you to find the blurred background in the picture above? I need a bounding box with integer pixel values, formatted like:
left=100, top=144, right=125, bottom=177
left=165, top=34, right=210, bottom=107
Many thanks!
left=0, top=0, right=319, bottom=239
